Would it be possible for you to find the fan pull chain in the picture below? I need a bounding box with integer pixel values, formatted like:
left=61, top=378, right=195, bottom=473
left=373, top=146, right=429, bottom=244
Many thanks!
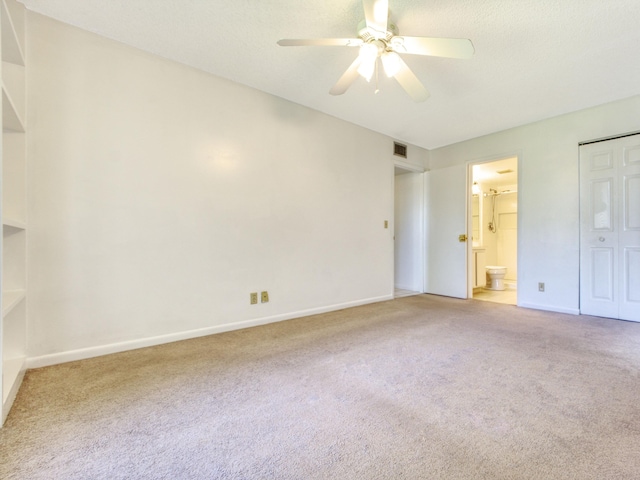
left=374, top=58, right=380, bottom=94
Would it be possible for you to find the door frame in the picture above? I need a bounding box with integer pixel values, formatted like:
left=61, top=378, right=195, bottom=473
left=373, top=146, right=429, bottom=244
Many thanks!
left=466, top=152, right=521, bottom=300
left=393, top=160, right=426, bottom=296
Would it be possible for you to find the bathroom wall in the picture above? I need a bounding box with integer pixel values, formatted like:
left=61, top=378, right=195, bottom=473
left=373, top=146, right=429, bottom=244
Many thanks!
left=480, top=184, right=517, bottom=283
left=495, top=188, right=517, bottom=282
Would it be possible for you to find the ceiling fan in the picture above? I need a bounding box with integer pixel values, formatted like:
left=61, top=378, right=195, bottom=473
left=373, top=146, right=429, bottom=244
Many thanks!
left=277, top=0, right=474, bottom=102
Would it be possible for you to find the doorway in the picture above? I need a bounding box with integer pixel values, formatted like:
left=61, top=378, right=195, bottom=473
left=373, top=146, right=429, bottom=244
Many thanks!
left=468, top=157, right=518, bottom=305
left=394, top=163, right=424, bottom=298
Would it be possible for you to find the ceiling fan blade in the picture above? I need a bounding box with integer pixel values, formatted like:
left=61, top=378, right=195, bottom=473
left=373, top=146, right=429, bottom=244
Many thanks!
left=329, top=57, right=363, bottom=96
left=393, top=57, right=430, bottom=102
left=362, top=0, right=388, bottom=37
left=392, top=36, right=474, bottom=59
left=277, top=38, right=363, bottom=47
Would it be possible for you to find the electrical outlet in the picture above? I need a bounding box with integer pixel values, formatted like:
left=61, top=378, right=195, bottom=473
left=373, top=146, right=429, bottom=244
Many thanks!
left=261, top=291, right=269, bottom=303
left=250, top=292, right=258, bottom=305
left=384, top=220, right=389, bottom=229
left=538, top=282, right=545, bottom=292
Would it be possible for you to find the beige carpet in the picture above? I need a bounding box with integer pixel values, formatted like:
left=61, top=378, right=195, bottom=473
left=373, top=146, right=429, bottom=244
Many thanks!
left=1, top=294, right=640, bottom=479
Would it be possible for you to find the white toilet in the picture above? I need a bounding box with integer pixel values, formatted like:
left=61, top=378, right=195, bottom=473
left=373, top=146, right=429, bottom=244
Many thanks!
left=485, top=266, right=507, bottom=291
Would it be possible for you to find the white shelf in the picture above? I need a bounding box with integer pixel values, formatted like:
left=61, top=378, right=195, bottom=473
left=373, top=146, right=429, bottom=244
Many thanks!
left=1, top=0, right=27, bottom=426
left=2, top=289, right=25, bottom=317
left=2, top=217, right=26, bottom=230
left=2, top=62, right=25, bottom=121
left=2, top=86, right=25, bottom=133
left=0, top=0, right=25, bottom=66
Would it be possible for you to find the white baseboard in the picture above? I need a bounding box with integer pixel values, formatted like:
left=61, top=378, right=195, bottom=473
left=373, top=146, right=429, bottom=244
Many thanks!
left=519, top=302, right=580, bottom=315
left=26, top=294, right=393, bottom=369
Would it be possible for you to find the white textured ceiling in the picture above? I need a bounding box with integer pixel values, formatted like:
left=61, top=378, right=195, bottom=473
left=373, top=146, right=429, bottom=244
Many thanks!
left=20, top=0, right=640, bottom=149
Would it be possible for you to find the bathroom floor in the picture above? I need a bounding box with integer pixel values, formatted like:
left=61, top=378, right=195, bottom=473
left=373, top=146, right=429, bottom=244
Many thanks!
left=473, top=287, right=517, bottom=305
left=394, top=288, right=516, bottom=304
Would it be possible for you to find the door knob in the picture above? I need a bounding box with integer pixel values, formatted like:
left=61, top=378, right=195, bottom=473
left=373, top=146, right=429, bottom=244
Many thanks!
left=459, top=234, right=468, bottom=242
left=599, top=237, right=605, bottom=242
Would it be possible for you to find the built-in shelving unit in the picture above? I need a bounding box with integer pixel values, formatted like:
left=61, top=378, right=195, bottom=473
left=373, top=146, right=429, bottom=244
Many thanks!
left=1, top=0, right=27, bottom=424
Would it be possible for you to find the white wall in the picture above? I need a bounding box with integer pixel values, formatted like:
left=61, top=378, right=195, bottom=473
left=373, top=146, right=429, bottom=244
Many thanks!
left=26, top=13, right=430, bottom=364
left=429, top=95, right=640, bottom=314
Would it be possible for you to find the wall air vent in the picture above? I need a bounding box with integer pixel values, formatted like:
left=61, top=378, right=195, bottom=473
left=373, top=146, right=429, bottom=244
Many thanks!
left=393, top=142, right=407, bottom=158
left=497, top=169, right=513, bottom=174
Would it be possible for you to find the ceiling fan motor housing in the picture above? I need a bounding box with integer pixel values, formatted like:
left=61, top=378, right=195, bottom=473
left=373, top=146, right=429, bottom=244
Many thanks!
left=357, top=19, right=398, bottom=45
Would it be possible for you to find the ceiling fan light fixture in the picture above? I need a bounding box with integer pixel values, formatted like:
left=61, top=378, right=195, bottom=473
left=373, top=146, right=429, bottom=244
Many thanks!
left=357, top=42, right=379, bottom=81
left=357, top=57, right=376, bottom=82
left=381, top=51, right=401, bottom=77
left=358, top=42, right=379, bottom=62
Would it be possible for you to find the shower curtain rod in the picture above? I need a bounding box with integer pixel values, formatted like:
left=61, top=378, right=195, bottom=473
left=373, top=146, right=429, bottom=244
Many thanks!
left=484, top=189, right=517, bottom=196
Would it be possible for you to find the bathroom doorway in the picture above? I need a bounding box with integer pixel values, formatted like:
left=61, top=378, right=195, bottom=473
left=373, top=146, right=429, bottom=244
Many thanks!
left=468, top=157, right=518, bottom=305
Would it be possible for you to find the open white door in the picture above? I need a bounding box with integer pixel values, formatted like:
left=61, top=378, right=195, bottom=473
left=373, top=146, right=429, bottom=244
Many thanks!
left=425, top=164, right=468, bottom=298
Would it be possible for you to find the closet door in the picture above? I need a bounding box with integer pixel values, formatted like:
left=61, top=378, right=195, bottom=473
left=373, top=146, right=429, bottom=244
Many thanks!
left=579, top=134, right=640, bottom=322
